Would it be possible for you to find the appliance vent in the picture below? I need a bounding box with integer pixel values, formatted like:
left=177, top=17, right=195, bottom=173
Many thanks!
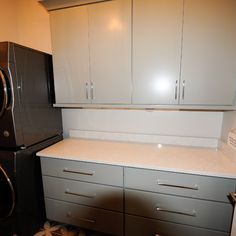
left=39, top=0, right=112, bottom=11
left=227, top=131, right=236, bottom=151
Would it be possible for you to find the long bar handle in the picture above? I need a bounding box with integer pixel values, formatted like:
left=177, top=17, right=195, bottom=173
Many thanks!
left=67, top=212, right=96, bottom=223
left=65, top=189, right=96, bottom=198
left=175, top=80, right=178, bottom=100
left=156, top=207, right=196, bottom=217
left=63, top=168, right=95, bottom=176
left=85, top=82, right=89, bottom=99
left=90, top=81, right=94, bottom=100
left=157, top=180, right=198, bottom=190
left=182, top=80, right=185, bottom=100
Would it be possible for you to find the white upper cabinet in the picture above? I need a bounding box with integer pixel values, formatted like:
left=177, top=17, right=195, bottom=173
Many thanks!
left=50, top=0, right=131, bottom=104
left=132, top=0, right=183, bottom=104
left=50, top=6, right=90, bottom=104
left=180, top=0, right=236, bottom=105
left=88, top=0, right=132, bottom=104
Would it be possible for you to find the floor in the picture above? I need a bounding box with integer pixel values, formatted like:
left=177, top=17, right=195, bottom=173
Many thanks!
left=34, top=221, right=109, bottom=236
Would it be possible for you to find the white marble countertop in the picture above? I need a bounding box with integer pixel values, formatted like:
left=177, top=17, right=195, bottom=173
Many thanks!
left=37, top=138, right=236, bottom=179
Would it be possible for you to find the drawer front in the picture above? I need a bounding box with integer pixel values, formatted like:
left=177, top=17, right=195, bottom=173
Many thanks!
left=43, top=176, right=123, bottom=212
left=125, top=214, right=229, bottom=236
left=41, top=157, right=123, bottom=186
left=125, top=189, right=233, bottom=232
left=124, top=167, right=236, bottom=202
left=45, top=198, right=123, bottom=236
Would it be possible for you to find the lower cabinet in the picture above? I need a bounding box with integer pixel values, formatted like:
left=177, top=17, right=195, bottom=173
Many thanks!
left=40, top=157, right=235, bottom=236
left=45, top=198, right=123, bottom=236
left=124, top=167, right=235, bottom=236
left=125, top=214, right=229, bottom=236
left=40, top=158, right=124, bottom=236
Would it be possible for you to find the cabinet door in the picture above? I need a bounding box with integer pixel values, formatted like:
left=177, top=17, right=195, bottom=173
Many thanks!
left=50, top=6, right=90, bottom=104
left=132, top=0, right=183, bottom=104
left=180, top=0, right=236, bottom=105
left=88, top=0, right=132, bottom=104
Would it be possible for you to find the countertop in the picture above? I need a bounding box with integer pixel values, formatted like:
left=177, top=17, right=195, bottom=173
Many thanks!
left=37, top=138, right=236, bottom=179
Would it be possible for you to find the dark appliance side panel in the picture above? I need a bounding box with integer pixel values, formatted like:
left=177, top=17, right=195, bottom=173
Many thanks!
left=13, top=44, right=62, bottom=147
left=0, top=151, right=16, bottom=236
left=0, top=42, right=24, bottom=148
left=0, top=135, right=63, bottom=236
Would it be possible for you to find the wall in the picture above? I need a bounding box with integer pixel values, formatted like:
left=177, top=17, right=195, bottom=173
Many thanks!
left=0, top=0, right=51, bottom=53
left=0, top=0, right=18, bottom=42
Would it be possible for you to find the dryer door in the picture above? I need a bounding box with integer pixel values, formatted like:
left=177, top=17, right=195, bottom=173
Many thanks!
left=0, top=164, right=15, bottom=219
left=0, top=70, right=9, bottom=118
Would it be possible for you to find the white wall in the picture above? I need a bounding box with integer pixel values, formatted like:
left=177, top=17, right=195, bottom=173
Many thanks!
left=0, top=0, right=51, bottom=53
left=62, top=109, right=223, bottom=141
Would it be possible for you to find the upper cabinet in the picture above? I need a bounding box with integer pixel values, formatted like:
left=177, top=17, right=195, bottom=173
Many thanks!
left=88, top=0, right=132, bottom=104
left=180, top=0, right=236, bottom=105
left=48, top=0, right=236, bottom=108
left=132, top=0, right=183, bottom=105
left=50, top=6, right=90, bottom=103
left=50, top=0, right=131, bottom=104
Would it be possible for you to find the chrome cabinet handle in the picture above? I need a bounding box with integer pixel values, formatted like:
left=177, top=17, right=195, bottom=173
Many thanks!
left=0, top=70, right=9, bottom=117
left=63, top=168, right=95, bottom=176
left=182, top=80, right=185, bottom=100
left=65, top=189, right=96, bottom=198
left=85, top=82, right=89, bottom=99
left=67, top=212, right=96, bottom=223
left=156, top=207, right=196, bottom=217
left=157, top=180, right=198, bottom=190
left=0, top=165, right=15, bottom=218
left=175, top=80, right=178, bottom=100
left=90, top=81, right=94, bottom=100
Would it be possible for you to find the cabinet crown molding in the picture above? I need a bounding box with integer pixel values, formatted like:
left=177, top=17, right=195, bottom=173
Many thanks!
left=39, top=0, right=112, bottom=11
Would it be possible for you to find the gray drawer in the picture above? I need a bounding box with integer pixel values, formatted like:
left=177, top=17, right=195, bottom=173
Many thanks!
left=125, top=189, right=233, bottom=232
left=43, top=176, right=123, bottom=212
left=124, top=167, right=236, bottom=202
left=41, top=157, right=123, bottom=186
left=125, top=214, right=229, bottom=236
left=45, top=198, right=123, bottom=236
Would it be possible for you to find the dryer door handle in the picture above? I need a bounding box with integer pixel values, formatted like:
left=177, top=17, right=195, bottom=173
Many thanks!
left=0, top=70, right=9, bottom=118
left=0, top=165, right=15, bottom=218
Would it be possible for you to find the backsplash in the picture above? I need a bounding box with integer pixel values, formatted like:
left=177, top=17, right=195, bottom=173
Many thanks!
left=62, top=109, right=223, bottom=147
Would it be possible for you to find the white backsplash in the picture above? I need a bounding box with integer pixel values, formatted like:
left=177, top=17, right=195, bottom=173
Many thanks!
left=62, top=109, right=223, bottom=147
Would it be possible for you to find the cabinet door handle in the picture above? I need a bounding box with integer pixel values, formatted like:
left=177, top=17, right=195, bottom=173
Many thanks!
left=67, top=212, right=96, bottom=223
left=156, top=207, right=196, bottom=217
left=175, top=80, right=178, bottom=100
left=157, top=180, right=198, bottom=190
left=90, top=81, right=94, bottom=100
left=86, top=82, right=89, bottom=99
left=63, top=168, right=95, bottom=176
left=182, top=80, right=185, bottom=100
left=65, top=189, right=96, bottom=198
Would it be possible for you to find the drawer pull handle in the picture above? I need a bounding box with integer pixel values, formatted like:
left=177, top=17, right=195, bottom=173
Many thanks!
left=63, top=168, right=95, bottom=176
left=67, top=212, right=96, bottom=223
left=65, top=189, right=96, bottom=198
left=156, top=207, right=196, bottom=217
left=157, top=180, right=198, bottom=190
